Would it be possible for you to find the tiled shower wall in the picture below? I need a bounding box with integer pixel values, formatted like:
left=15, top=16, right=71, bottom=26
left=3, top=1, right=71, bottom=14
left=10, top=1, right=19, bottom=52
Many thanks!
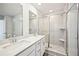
left=38, top=14, right=66, bottom=47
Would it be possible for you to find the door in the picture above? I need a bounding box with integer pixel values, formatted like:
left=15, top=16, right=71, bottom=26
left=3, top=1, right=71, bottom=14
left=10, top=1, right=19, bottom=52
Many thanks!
left=67, top=4, right=78, bottom=56
left=0, top=18, right=6, bottom=40
left=49, top=15, right=62, bottom=46
left=49, top=16, right=55, bottom=45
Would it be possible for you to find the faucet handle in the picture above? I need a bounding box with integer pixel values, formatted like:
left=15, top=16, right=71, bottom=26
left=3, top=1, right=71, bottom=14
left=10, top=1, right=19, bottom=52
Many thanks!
left=13, top=35, right=16, bottom=37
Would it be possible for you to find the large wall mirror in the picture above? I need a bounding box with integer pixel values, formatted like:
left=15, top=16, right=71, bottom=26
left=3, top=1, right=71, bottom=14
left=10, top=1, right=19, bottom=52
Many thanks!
left=29, top=11, right=38, bottom=35
left=0, top=3, right=23, bottom=40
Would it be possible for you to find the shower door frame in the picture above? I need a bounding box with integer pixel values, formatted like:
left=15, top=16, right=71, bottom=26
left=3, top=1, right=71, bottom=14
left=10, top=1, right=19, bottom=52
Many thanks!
left=77, top=3, right=79, bottom=56
left=48, top=3, right=79, bottom=56
left=48, top=14, right=67, bottom=49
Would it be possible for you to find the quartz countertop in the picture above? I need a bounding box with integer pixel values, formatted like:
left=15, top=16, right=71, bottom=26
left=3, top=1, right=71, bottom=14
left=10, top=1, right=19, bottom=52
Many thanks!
left=0, top=35, right=45, bottom=56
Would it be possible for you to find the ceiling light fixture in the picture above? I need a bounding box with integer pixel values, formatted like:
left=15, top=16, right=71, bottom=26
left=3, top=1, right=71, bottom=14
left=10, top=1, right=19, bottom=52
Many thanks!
left=38, top=3, right=42, bottom=5
left=49, top=10, right=53, bottom=12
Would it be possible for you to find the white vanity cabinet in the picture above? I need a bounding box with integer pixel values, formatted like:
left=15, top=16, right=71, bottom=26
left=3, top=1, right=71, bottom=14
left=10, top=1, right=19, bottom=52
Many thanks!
left=41, top=37, right=45, bottom=56
left=17, top=36, right=45, bottom=56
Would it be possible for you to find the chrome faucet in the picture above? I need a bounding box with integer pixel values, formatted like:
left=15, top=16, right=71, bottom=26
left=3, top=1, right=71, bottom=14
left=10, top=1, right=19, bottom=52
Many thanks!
left=12, top=35, right=17, bottom=43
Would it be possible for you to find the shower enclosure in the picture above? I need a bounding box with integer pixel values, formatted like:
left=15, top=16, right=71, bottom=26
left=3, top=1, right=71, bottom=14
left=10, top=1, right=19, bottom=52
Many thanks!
left=48, top=14, right=66, bottom=55
left=38, top=3, right=79, bottom=56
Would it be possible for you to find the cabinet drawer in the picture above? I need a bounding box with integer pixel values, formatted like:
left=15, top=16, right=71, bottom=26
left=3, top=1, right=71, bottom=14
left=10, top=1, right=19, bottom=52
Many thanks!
left=41, top=38, right=46, bottom=56
left=35, top=41, right=41, bottom=51
left=18, top=44, right=35, bottom=56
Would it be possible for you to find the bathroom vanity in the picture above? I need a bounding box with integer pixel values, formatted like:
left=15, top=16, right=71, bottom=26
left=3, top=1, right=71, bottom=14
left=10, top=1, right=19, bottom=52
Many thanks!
left=0, top=35, right=46, bottom=56
left=0, top=4, right=46, bottom=56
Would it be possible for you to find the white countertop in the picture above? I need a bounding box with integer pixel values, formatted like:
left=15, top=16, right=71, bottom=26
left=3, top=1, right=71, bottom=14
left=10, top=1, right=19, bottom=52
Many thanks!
left=0, top=35, right=45, bottom=56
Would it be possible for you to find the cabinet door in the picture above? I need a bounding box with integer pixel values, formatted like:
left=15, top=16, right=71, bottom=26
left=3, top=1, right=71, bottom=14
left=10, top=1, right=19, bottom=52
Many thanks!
left=35, top=40, right=41, bottom=56
left=17, top=44, right=35, bottom=56
left=28, top=50, right=35, bottom=56
left=41, top=38, right=45, bottom=56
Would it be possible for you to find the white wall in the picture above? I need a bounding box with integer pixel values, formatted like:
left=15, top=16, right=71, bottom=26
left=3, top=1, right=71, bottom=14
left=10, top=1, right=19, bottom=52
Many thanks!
left=0, top=16, right=6, bottom=40
left=5, top=15, right=22, bottom=38
left=6, top=16, right=13, bottom=38
left=13, top=14, right=23, bottom=36
left=67, top=4, right=78, bottom=56
left=22, top=4, right=29, bottom=35
left=38, top=16, right=49, bottom=35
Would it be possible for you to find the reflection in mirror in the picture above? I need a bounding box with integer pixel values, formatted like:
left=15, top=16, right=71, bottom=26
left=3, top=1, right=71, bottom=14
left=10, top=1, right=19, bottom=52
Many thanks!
left=0, top=3, right=23, bottom=40
left=0, top=16, right=5, bottom=40
left=29, top=11, right=38, bottom=35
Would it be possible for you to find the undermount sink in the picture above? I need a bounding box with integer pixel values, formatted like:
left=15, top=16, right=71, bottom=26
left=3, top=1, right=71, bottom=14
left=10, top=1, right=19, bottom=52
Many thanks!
left=17, top=39, right=31, bottom=43
left=0, top=39, right=31, bottom=49
left=0, top=43, right=11, bottom=49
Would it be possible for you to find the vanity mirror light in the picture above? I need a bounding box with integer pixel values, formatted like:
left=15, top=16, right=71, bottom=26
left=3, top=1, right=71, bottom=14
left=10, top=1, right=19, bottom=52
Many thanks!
left=0, top=3, right=23, bottom=41
left=29, top=11, right=38, bottom=35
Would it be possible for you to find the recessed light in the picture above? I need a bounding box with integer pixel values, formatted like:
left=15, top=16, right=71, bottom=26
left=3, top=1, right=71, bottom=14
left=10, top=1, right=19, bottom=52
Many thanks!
left=49, top=10, right=53, bottom=12
left=38, top=3, right=42, bottom=5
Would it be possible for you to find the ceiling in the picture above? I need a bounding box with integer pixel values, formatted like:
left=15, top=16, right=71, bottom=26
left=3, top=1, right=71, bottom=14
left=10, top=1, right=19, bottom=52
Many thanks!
left=0, top=3, right=22, bottom=16
left=31, top=3, right=67, bottom=15
left=0, top=3, right=67, bottom=16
